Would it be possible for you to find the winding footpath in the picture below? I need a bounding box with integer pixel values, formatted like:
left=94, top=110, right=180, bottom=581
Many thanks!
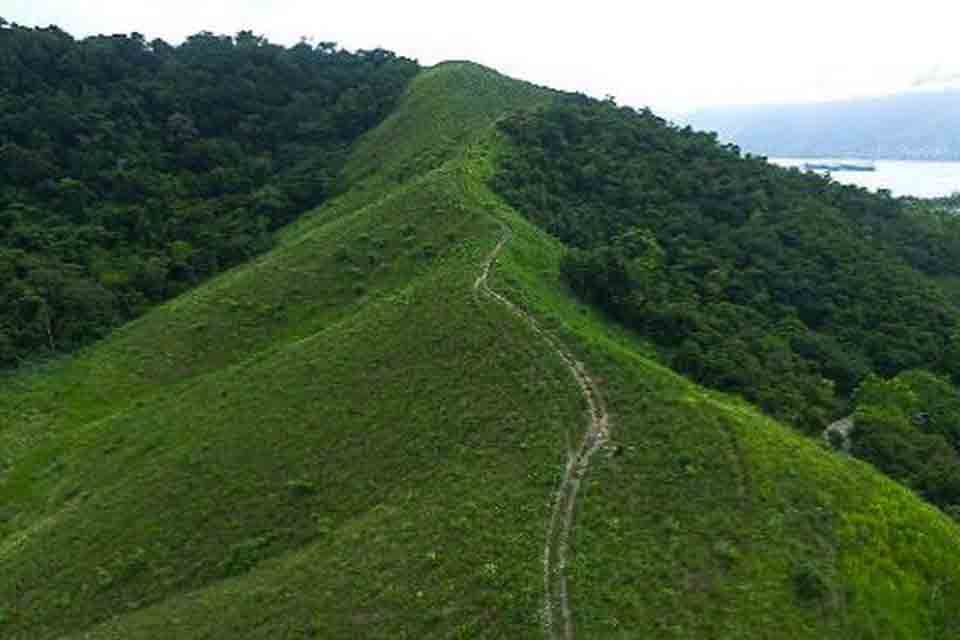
left=474, top=224, right=610, bottom=640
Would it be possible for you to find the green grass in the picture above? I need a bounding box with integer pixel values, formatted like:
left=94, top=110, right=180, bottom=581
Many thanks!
left=472, top=136, right=960, bottom=638
left=1, top=61, right=960, bottom=639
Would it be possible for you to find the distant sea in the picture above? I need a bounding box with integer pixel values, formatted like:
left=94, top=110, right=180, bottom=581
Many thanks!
left=768, top=157, right=960, bottom=198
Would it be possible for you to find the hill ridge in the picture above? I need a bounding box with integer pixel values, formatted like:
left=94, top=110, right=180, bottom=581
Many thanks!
left=3, top=58, right=960, bottom=639
left=475, top=220, right=610, bottom=638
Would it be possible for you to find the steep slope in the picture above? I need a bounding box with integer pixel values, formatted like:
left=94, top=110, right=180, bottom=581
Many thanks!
left=1, top=62, right=960, bottom=640
left=476, top=221, right=611, bottom=639
left=483, top=175, right=960, bottom=639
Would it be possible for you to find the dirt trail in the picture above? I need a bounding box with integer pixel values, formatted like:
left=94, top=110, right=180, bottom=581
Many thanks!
left=475, top=224, right=610, bottom=640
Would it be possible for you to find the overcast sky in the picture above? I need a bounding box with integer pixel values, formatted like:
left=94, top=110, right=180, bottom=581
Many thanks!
left=5, top=0, right=960, bottom=116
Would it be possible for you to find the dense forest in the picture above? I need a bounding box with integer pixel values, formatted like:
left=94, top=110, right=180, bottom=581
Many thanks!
left=851, top=370, right=960, bottom=516
left=0, top=20, right=418, bottom=366
left=491, top=96, right=960, bottom=433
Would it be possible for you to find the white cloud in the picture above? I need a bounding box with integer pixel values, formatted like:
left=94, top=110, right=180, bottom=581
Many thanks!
left=5, top=0, right=960, bottom=114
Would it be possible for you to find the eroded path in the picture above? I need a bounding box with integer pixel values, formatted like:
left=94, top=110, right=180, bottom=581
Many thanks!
left=475, top=224, right=610, bottom=640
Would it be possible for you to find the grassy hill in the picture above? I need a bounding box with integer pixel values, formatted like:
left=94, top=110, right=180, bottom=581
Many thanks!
left=2, top=61, right=960, bottom=639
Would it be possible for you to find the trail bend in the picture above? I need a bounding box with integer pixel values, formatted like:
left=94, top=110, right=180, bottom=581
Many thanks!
left=474, top=223, right=610, bottom=640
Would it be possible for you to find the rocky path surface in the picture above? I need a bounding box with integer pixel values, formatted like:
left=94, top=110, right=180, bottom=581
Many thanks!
left=475, top=224, right=610, bottom=640
left=824, top=416, right=855, bottom=452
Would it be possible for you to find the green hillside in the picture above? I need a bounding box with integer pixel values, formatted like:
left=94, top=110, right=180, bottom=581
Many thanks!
left=2, top=60, right=960, bottom=640
left=0, top=24, right=418, bottom=367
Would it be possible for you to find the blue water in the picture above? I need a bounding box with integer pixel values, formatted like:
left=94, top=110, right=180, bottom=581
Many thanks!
left=769, top=157, right=960, bottom=198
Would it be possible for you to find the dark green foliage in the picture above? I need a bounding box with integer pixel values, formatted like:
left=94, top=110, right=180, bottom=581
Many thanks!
left=851, top=370, right=960, bottom=515
left=792, top=560, right=830, bottom=603
left=0, top=21, right=418, bottom=367
left=220, top=535, right=274, bottom=577
left=492, top=96, right=960, bottom=429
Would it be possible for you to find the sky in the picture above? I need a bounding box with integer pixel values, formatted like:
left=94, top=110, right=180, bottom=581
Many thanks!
left=5, top=0, right=960, bottom=116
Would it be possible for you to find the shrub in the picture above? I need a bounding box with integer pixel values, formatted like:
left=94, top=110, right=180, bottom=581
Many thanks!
left=792, top=560, right=829, bottom=602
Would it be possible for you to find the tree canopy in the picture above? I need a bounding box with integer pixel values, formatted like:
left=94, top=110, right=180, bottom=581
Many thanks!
left=492, top=96, right=960, bottom=430
left=851, top=370, right=960, bottom=517
left=0, top=21, right=418, bottom=366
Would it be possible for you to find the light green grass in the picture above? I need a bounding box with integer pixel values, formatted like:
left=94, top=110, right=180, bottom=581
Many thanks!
left=1, top=62, right=959, bottom=639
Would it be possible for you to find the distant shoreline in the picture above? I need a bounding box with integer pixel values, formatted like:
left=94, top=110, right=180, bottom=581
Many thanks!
left=761, top=154, right=960, bottom=164
left=767, top=157, right=960, bottom=198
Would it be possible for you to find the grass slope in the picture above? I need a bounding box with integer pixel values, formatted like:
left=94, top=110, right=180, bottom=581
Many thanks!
left=1, top=62, right=959, bottom=639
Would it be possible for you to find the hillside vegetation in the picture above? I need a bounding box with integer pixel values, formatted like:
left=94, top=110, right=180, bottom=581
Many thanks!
left=492, top=97, right=960, bottom=432
left=0, top=21, right=417, bottom=366
left=1, top=34, right=960, bottom=640
left=850, top=370, right=960, bottom=516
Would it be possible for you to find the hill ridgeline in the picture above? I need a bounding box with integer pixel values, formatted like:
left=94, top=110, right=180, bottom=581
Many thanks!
left=2, top=24, right=960, bottom=639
